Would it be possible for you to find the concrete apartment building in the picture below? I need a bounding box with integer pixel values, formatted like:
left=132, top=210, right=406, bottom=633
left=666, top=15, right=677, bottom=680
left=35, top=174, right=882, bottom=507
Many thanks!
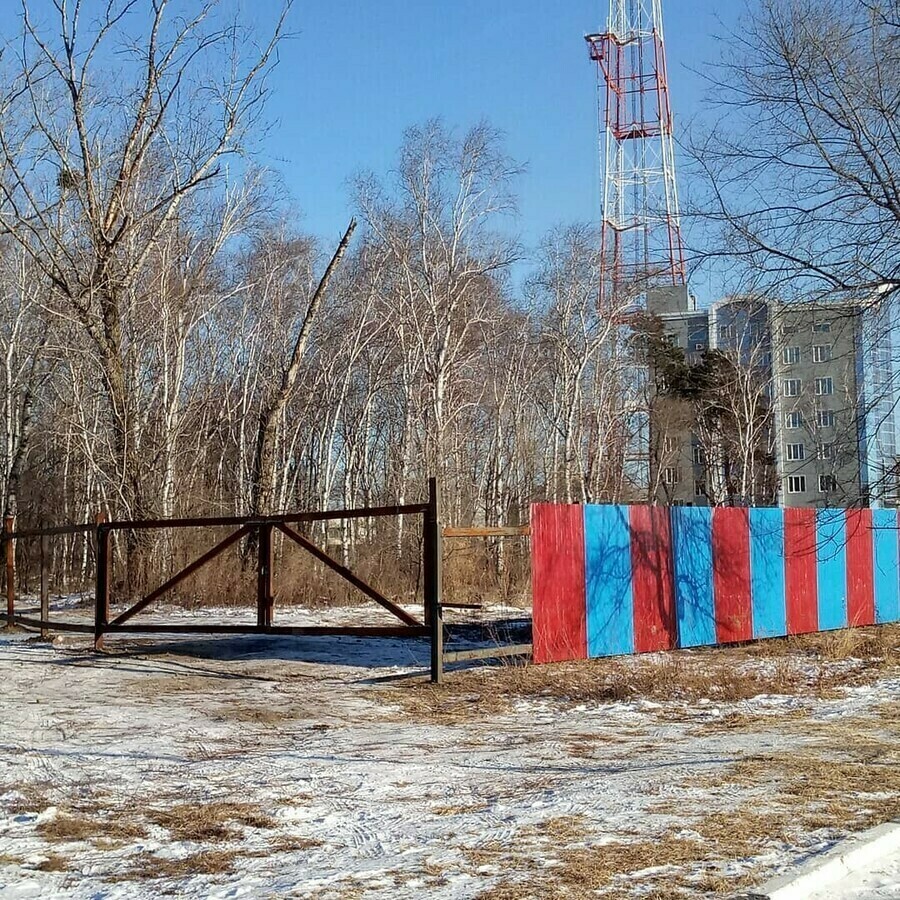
left=647, top=288, right=899, bottom=509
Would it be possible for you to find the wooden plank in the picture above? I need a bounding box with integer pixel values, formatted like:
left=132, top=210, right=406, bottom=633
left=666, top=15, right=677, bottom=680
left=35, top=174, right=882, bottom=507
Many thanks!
left=531, top=503, right=586, bottom=663
left=110, top=525, right=252, bottom=626
left=442, top=643, right=533, bottom=664
left=442, top=526, right=530, bottom=538
left=277, top=523, right=421, bottom=628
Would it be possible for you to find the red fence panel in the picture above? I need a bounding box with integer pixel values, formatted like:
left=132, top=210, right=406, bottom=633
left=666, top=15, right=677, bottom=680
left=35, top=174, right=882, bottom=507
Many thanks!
left=712, top=506, right=753, bottom=643
left=846, top=508, right=875, bottom=627
left=531, top=504, right=587, bottom=663
left=630, top=505, right=676, bottom=653
left=784, top=507, right=818, bottom=634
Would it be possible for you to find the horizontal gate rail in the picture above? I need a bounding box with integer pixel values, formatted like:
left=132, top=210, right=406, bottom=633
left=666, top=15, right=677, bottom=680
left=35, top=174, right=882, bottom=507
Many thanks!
left=103, top=624, right=430, bottom=638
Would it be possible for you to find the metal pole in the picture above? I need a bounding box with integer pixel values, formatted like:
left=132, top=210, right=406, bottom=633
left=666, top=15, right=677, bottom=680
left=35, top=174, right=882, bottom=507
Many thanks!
left=4, top=515, right=14, bottom=628
left=40, top=530, right=49, bottom=639
left=94, top=513, right=109, bottom=650
left=425, top=478, right=444, bottom=684
left=257, top=523, right=274, bottom=628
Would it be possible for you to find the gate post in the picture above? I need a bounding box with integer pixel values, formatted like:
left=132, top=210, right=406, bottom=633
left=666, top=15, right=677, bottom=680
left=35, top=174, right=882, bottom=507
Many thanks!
left=94, top=513, right=110, bottom=650
left=425, top=478, right=444, bottom=684
left=257, top=522, right=274, bottom=628
left=4, top=515, right=14, bottom=628
left=40, top=528, right=49, bottom=639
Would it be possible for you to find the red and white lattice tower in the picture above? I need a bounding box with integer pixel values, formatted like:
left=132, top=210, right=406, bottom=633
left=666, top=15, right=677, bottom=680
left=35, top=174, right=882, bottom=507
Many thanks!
left=586, top=0, right=686, bottom=310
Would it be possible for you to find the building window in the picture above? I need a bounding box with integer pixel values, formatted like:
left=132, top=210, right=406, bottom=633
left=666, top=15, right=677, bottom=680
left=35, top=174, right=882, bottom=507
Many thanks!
left=813, top=322, right=832, bottom=333
left=692, top=446, right=705, bottom=465
left=787, top=475, right=807, bottom=494
left=663, top=436, right=678, bottom=453
left=815, top=377, right=834, bottom=396
left=817, top=410, right=835, bottom=428
left=813, top=345, right=832, bottom=363
left=782, top=346, right=801, bottom=365
left=719, top=325, right=735, bottom=341
left=783, top=379, right=801, bottom=397
left=695, top=480, right=706, bottom=497
left=819, top=443, right=834, bottom=460
left=663, top=467, right=680, bottom=485
left=819, top=474, right=837, bottom=492
left=786, top=443, right=805, bottom=461
left=785, top=411, right=803, bottom=429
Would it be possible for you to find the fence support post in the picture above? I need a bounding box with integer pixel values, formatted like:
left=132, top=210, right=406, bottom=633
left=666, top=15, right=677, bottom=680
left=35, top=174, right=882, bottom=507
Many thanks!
left=425, top=478, right=444, bottom=684
left=4, top=515, right=13, bottom=628
left=257, top=522, right=274, bottom=628
left=94, top=513, right=110, bottom=650
left=40, top=529, right=49, bottom=639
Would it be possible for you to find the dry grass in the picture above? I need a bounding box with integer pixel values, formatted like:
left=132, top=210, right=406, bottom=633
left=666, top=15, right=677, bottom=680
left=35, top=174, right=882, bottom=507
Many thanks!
left=36, top=853, right=69, bottom=872
left=216, top=704, right=294, bottom=725
left=269, top=835, right=323, bottom=852
left=4, top=782, right=51, bottom=814
left=38, top=810, right=147, bottom=845
left=395, top=623, right=900, bottom=724
left=116, top=849, right=237, bottom=880
left=148, top=801, right=276, bottom=842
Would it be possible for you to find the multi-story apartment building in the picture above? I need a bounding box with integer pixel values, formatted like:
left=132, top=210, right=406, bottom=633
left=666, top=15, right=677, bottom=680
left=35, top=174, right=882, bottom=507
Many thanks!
left=770, top=301, right=866, bottom=506
left=647, top=290, right=899, bottom=509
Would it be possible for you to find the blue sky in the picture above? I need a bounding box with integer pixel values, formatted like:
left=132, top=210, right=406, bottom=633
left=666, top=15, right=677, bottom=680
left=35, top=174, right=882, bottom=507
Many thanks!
left=264, top=1, right=743, bottom=274
left=0, top=1, right=745, bottom=299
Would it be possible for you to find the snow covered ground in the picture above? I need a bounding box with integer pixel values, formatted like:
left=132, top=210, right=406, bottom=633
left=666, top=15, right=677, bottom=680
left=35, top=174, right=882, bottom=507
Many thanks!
left=2, top=610, right=900, bottom=899
left=806, top=844, right=900, bottom=900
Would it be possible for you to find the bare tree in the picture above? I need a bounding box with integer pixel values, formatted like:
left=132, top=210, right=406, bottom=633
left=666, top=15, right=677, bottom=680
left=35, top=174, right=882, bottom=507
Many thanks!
left=689, top=0, right=900, bottom=302
left=0, top=0, right=291, bottom=522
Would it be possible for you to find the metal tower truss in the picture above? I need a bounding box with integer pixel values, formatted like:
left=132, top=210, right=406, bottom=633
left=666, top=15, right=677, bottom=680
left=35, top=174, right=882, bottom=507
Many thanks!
left=586, top=0, right=686, bottom=311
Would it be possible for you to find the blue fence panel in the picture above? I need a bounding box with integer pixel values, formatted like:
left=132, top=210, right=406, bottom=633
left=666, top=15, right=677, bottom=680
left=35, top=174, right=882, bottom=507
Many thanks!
left=816, top=509, right=847, bottom=631
left=873, top=508, right=900, bottom=624
left=583, top=504, right=635, bottom=657
left=670, top=506, right=716, bottom=647
left=749, top=508, right=787, bottom=638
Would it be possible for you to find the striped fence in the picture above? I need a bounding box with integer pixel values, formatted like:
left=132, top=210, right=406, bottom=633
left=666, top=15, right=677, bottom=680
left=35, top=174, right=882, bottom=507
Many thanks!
left=531, top=504, right=900, bottom=664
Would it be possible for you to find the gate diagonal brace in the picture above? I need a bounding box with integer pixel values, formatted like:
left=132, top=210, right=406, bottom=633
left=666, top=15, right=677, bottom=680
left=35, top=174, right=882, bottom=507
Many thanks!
left=276, top=522, right=422, bottom=628
left=110, top=525, right=253, bottom=627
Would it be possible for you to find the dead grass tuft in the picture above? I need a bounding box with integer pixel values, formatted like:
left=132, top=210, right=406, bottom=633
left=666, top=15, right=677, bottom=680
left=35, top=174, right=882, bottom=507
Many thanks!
left=216, top=704, right=295, bottom=725
left=117, top=849, right=237, bottom=880
left=5, top=782, right=51, bottom=814
left=148, top=801, right=275, bottom=842
left=38, top=810, right=146, bottom=845
left=269, top=835, right=323, bottom=852
left=36, top=853, right=69, bottom=872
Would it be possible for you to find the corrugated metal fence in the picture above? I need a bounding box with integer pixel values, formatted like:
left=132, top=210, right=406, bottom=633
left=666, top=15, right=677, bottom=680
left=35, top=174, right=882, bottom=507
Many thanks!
left=531, top=504, right=900, bottom=664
